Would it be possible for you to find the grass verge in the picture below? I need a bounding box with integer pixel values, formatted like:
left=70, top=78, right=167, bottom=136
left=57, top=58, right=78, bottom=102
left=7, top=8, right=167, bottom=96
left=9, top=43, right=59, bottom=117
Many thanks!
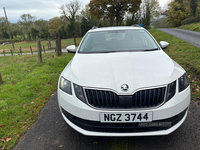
left=149, top=29, right=200, bottom=101
left=178, top=22, right=200, bottom=32
left=0, top=52, right=74, bottom=149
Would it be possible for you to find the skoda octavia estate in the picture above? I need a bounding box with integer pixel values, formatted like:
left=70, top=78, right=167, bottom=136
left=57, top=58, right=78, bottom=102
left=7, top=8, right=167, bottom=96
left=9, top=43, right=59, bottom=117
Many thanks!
left=57, top=26, right=190, bottom=136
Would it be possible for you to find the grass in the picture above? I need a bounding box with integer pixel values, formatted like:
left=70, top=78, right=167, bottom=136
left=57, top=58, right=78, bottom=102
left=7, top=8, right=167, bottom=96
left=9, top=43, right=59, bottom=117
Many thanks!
left=0, top=52, right=74, bottom=149
left=0, top=38, right=82, bottom=54
left=178, top=22, right=200, bottom=32
left=149, top=29, right=200, bottom=100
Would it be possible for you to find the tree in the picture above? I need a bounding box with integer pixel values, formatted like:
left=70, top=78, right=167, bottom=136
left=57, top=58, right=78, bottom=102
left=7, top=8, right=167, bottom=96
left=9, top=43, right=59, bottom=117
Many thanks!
left=0, top=17, right=9, bottom=39
left=140, top=0, right=160, bottom=28
left=40, top=26, right=49, bottom=40
left=18, top=14, right=36, bottom=39
left=10, top=23, right=23, bottom=39
left=48, top=17, right=65, bottom=38
left=125, top=12, right=142, bottom=26
left=34, top=19, right=49, bottom=39
left=59, top=26, right=67, bottom=39
left=31, top=28, right=39, bottom=40
left=89, top=0, right=141, bottom=26
left=190, top=0, right=197, bottom=16
left=60, top=0, right=81, bottom=45
left=80, top=5, right=99, bottom=35
left=166, top=0, right=191, bottom=27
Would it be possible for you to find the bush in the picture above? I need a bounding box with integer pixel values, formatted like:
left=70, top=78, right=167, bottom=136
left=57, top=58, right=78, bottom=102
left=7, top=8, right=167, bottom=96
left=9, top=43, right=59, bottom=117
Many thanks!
left=182, top=14, right=200, bottom=25
left=153, top=18, right=169, bottom=28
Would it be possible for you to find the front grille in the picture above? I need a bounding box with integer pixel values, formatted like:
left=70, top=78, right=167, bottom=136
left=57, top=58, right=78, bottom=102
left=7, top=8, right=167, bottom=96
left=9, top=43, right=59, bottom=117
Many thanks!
left=85, top=87, right=166, bottom=109
left=61, top=107, right=188, bottom=133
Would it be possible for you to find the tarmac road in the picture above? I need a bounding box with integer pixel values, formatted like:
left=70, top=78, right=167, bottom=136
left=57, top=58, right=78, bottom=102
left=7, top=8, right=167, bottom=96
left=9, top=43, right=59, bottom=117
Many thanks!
left=158, top=28, right=200, bottom=48
left=14, top=92, right=200, bottom=150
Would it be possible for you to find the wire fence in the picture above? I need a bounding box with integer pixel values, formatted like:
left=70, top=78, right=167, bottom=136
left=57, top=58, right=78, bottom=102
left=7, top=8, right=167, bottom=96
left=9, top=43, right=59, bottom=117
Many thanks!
left=0, top=38, right=81, bottom=56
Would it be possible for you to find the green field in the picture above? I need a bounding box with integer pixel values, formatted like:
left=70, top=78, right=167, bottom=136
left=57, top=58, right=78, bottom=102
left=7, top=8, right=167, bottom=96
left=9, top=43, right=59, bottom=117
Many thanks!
left=0, top=38, right=82, bottom=54
left=0, top=53, right=74, bottom=149
left=179, top=22, right=200, bottom=32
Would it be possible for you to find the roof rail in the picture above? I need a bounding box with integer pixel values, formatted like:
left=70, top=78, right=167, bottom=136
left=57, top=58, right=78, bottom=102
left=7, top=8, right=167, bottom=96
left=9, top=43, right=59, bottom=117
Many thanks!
left=131, top=24, right=140, bottom=27
left=91, top=26, right=98, bottom=30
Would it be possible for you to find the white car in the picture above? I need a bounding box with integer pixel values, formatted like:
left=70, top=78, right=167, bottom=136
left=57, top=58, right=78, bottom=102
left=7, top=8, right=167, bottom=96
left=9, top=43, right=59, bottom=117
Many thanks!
left=2, top=42, right=10, bottom=45
left=57, top=26, right=190, bottom=136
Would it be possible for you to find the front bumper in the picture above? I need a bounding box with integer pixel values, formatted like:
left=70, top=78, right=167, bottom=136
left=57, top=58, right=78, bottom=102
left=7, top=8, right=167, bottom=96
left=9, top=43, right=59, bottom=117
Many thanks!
left=58, top=85, right=190, bottom=136
left=61, top=106, right=188, bottom=135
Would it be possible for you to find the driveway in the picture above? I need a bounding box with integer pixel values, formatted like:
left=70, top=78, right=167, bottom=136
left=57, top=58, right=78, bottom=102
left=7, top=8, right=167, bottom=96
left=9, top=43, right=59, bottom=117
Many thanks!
left=158, top=28, right=200, bottom=48
left=14, top=92, right=200, bottom=150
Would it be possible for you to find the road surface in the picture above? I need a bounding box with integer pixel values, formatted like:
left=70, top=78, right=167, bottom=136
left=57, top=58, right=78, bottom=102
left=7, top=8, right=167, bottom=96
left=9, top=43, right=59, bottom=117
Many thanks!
left=158, top=28, right=200, bottom=48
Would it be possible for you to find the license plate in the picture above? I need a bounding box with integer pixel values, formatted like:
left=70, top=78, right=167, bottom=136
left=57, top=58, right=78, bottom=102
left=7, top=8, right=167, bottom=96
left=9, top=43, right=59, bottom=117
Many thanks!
left=100, top=112, right=152, bottom=123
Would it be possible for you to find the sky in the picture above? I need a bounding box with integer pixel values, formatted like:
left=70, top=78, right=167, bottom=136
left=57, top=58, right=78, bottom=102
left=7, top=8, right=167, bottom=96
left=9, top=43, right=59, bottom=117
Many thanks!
left=1, top=0, right=171, bottom=23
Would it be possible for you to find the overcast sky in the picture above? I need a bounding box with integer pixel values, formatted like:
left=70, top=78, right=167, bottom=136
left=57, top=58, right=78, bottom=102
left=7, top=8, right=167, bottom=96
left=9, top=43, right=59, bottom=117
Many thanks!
left=1, top=0, right=170, bottom=23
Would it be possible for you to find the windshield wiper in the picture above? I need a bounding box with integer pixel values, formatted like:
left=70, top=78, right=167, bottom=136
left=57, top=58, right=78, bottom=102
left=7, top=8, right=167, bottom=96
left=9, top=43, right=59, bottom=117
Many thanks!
left=99, top=51, right=118, bottom=53
left=143, top=48, right=159, bottom=51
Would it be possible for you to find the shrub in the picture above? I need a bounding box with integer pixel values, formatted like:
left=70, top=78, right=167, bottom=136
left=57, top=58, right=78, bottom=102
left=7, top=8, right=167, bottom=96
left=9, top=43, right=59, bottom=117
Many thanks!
left=182, top=14, right=200, bottom=25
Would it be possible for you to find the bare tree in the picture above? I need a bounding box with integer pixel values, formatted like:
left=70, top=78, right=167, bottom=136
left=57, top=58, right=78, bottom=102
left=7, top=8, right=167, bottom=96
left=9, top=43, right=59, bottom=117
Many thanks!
left=60, top=0, right=81, bottom=45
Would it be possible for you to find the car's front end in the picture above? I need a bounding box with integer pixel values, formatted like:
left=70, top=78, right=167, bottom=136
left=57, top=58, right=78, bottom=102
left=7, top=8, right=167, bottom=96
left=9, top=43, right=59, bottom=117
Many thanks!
left=57, top=26, right=190, bottom=136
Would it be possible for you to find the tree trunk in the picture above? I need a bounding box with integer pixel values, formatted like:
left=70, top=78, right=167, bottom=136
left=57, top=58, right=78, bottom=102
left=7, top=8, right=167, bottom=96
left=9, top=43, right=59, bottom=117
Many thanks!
left=73, top=37, right=77, bottom=46
left=0, top=72, right=3, bottom=85
left=116, top=12, right=119, bottom=26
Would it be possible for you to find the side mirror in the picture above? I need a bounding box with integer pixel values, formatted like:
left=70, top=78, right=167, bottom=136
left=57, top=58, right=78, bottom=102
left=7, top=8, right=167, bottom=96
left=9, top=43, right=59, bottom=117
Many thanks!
left=160, top=41, right=169, bottom=49
left=66, top=45, right=77, bottom=53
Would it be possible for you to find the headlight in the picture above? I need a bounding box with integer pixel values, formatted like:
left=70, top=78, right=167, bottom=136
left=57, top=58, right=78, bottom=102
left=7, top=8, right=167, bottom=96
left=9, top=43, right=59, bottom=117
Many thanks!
left=166, top=81, right=176, bottom=102
left=179, top=73, right=189, bottom=92
left=74, top=84, right=86, bottom=103
left=59, top=77, right=72, bottom=95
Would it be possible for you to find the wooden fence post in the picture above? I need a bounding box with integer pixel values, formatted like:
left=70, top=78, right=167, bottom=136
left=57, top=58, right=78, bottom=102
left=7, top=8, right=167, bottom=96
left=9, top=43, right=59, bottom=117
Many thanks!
left=0, top=72, right=3, bottom=85
left=55, top=39, right=58, bottom=53
left=49, top=41, right=51, bottom=49
left=58, top=32, right=62, bottom=56
left=10, top=49, right=13, bottom=56
left=3, top=50, right=5, bottom=56
left=19, top=47, right=22, bottom=55
left=43, top=46, right=45, bottom=53
left=30, top=46, right=33, bottom=54
left=37, top=38, right=42, bottom=63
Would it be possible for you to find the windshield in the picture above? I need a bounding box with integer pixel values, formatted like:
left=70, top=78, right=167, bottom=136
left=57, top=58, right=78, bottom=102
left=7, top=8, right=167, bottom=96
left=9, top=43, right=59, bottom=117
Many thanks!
left=78, top=29, right=159, bottom=53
